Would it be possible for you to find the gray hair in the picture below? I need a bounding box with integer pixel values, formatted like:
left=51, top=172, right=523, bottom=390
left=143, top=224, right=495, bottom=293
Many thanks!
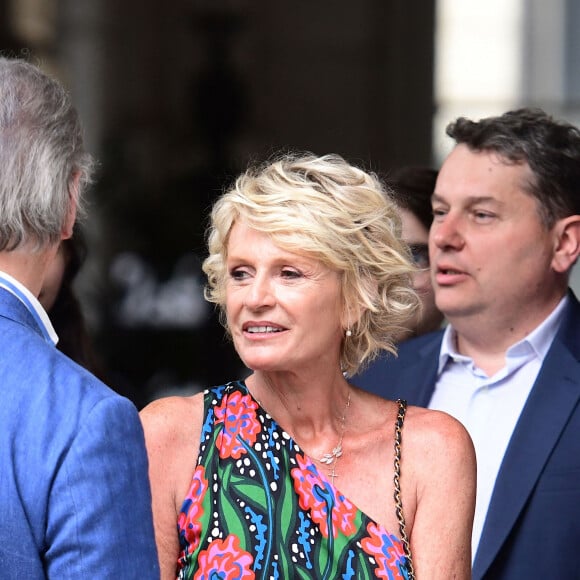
left=0, top=57, right=94, bottom=251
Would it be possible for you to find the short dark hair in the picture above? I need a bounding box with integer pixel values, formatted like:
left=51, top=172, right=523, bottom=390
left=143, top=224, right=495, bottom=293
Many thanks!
left=446, top=107, right=580, bottom=227
left=387, top=166, right=438, bottom=232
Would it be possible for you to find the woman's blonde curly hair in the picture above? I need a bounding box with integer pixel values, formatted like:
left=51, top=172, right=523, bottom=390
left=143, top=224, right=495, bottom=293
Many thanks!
left=203, top=152, right=420, bottom=376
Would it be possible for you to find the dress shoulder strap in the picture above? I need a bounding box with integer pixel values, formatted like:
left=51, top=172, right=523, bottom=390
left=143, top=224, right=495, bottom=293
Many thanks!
left=394, top=399, right=415, bottom=579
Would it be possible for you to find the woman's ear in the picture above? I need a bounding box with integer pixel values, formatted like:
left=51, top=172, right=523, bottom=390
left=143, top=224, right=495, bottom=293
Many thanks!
left=340, top=275, right=376, bottom=333
left=552, top=215, right=580, bottom=273
left=341, top=300, right=366, bottom=334
left=62, top=172, right=80, bottom=240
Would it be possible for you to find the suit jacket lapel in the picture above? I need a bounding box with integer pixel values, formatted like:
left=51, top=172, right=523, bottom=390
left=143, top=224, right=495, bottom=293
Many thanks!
left=473, top=301, right=580, bottom=578
left=398, top=335, right=442, bottom=406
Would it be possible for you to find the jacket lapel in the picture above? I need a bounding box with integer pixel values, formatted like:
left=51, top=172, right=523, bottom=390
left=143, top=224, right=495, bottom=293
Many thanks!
left=472, top=299, right=580, bottom=578
left=397, top=334, right=442, bottom=406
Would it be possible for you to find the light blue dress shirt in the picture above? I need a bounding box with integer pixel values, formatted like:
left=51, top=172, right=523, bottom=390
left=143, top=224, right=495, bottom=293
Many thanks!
left=429, top=295, right=568, bottom=560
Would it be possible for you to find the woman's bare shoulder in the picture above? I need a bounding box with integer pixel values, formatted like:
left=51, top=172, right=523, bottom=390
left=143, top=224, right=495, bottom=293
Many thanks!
left=351, top=388, right=471, bottom=447
left=140, top=391, right=208, bottom=576
left=405, top=405, right=473, bottom=448
left=403, top=405, right=476, bottom=485
left=357, top=391, right=475, bottom=471
left=140, top=391, right=206, bottom=452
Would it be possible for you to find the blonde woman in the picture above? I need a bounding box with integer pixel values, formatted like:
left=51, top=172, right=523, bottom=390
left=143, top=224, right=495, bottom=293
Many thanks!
left=141, top=153, right=475, bottom=579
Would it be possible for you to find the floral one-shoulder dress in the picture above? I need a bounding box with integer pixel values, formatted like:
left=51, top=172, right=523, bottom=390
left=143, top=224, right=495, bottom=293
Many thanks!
left=176, top=381, right=412, bottom=579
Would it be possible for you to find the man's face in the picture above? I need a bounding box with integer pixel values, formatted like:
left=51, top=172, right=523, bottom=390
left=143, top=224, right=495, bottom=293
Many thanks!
left=430, top=144, right=561, bottom=328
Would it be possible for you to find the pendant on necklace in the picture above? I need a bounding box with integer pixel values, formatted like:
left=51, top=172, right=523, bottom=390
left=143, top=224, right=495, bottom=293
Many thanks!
left=319, top=443, right=343, bottom=465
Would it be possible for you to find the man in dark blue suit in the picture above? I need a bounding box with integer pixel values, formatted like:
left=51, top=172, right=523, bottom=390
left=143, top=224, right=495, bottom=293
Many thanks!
left=0, top=57, right=159, bottom=577
left=356, top=108, right=580, bottom=579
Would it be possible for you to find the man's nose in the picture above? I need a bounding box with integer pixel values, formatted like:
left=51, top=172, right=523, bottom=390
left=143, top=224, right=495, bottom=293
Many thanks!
left=430, top=213, right=465, bottom=250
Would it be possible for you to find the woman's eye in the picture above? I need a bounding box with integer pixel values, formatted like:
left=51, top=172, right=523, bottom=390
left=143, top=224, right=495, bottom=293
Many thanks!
left=230, top=269, right=249, bottom=280
left=281, top=269, right=301, bottom=279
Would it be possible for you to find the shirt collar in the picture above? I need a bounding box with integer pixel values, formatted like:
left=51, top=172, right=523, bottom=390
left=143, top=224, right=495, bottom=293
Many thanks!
left=437, top=294, right=570, bottom=375
left=0, top=270, right=58, bottom=345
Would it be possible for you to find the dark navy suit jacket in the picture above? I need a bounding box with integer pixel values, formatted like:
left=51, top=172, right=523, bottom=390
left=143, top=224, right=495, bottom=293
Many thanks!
left=354, top=291, right=580, bottom=580
left=0, top=288, right=160, bottom=578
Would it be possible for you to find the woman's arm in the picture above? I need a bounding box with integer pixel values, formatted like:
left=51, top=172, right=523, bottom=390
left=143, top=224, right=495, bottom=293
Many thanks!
left=140, top=394, right=205, bottom=580
left=407, top=408, right=476, bottom=579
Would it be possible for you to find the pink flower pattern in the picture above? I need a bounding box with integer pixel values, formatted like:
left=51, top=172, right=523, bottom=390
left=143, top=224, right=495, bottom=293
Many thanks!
left=214, top=390, right=260, bottom=459
left=177, top=465, right=208, bottom=556
left=291, top=452, right=358, bottom=538
left=194, top=535, right=255, bottom=580
left=361, top=521, right=408, bottom=578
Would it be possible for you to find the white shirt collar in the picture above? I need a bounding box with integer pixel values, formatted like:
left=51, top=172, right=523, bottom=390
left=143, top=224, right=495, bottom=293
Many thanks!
left=0, top=270, right=58, bottom=345
left=437, top=294, right=570, bottom=375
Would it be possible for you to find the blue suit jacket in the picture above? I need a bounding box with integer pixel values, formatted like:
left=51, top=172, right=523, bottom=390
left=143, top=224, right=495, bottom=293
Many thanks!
left=355, top=292, right=580, bottom=580
left=0, top=289, right=160, bottom=578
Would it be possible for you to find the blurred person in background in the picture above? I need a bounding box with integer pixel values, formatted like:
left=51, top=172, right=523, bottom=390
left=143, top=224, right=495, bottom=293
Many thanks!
left=357, top=166, right=443, bottom=398
left=39, top=225, right=104, bottom=377
left=388, top=166, right=443, bottom=338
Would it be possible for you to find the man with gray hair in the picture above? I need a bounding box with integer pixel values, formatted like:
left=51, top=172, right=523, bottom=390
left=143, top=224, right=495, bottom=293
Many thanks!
left=0, top=57, right=159, bottom=577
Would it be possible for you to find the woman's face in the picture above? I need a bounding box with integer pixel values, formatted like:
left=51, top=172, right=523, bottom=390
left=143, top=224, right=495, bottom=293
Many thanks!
left=224, top=221, right=344, bottom=374
left=400, top=208, right=443, bottom=335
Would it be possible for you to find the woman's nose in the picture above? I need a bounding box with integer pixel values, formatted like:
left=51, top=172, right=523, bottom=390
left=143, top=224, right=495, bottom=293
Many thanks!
left=244, top=274, right=275, bottom=309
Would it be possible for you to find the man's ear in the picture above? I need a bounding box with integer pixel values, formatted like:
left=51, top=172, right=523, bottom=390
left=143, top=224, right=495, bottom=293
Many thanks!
left=552, top=215, right=580, bottom=273
left=62, top=172, right=80, bottom=240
